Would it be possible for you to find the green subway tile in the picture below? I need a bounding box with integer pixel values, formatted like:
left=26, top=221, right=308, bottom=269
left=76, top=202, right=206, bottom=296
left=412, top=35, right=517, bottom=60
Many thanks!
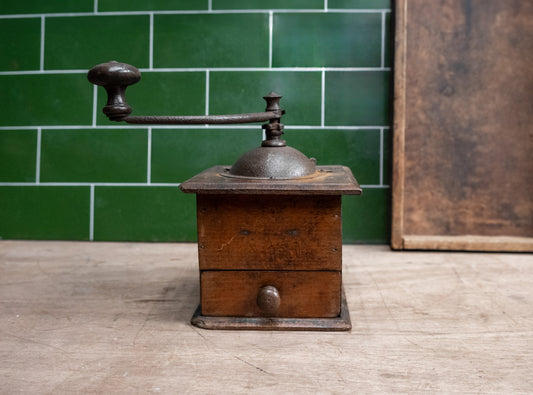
left=328, top=0, right=391, bottom=9
left=384, top=12, right=392, bottom=68
left=210, top=71, right=321, bottom=126
left=382, top=129, right=391, bottom=185
left=96, top=72, right=205, bottom=125
left=94, top=186, right=197, bottom=241
left=40, top=129, right=147, bottom=182
left=99, top=0, right=206, bottom=12
left=325, top=71, right=390, bottom=126
left=154, top=14, right=269, bottom=68
left=343, top=188, right=390, bottom=244
left=45, top=15, right=149, bottom=70
left=0, top=74, right=92, bottom=126
left=212, top=0, right=323, bottom=9
left=151, top=128, right=262, bottom=183
left=286, top=129, right=381, bottom=185
left=0, top=19, right=40, bottom=71
left=0, top=130, right=36, bottom=182
left=273, top=13, right=381, bottom=67
left=0, top=0, right=93, bottom=14
left=0, top=186, right=90, bottom=240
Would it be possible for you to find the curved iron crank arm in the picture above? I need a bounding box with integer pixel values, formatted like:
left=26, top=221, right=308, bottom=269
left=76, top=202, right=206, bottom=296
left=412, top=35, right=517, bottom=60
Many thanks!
left=87, top=61, right=284, bottom=125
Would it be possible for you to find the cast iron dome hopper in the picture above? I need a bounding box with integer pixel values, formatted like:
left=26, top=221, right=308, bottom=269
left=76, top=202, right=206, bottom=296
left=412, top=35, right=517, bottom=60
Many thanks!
left=227, top=145, right=317, bottom=180
left=225, top=92, right=317, bottom=180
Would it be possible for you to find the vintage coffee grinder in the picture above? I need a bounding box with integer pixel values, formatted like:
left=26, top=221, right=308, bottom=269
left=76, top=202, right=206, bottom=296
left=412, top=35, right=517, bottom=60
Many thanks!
left=88, top=61, right=362, bottom=331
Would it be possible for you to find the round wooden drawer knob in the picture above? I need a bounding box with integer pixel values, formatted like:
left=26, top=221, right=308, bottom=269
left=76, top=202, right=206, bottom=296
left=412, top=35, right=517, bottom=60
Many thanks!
left=257, top=285, right=280, bottom=315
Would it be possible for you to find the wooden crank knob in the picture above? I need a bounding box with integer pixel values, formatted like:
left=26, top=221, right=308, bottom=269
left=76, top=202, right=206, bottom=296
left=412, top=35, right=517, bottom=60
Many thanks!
left=257, top=285, right=281, bottom=315
left=87, top=61, right=141, bottom=121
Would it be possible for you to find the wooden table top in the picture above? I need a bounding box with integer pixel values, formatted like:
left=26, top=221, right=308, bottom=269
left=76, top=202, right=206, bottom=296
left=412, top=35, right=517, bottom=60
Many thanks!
left=0, top=241, right=531, bottom=393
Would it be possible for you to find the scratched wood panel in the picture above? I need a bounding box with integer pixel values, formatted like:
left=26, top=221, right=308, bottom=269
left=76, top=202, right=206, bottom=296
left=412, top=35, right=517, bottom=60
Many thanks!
left=197, top=194, right=342, bottom=271
left=392, top=0, right=533, bottom=251
left=200, top=270, right=341, bottom=318
left=1, top=241, right=532, bottom=393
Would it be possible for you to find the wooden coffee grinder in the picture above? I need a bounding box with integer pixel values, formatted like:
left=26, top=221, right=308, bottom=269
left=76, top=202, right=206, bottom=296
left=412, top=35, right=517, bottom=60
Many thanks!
left=88, top=61, right=362, bottom=331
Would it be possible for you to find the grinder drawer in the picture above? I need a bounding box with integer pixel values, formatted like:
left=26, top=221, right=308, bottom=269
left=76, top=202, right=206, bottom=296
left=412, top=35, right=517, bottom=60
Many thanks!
left=201, top=270, right=341, bottom=318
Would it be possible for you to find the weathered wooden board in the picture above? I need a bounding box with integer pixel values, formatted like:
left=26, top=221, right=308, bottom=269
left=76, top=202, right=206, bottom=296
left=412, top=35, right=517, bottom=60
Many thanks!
left=392, top=0, right=533, bottom=251
left=197, top=194, right=342, bottom=271
left=1, top=241, right=532, bottom=393
left=200, top=270, right=341, bottom=318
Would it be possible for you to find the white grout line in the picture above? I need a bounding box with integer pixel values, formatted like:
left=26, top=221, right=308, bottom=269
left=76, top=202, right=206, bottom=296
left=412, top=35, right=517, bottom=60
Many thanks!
left=0, top=67, right=390, bottom=76
left=360, top=184, right=390, bottom=189
left=268, top=11, right=273, bottom=68
left=208, top=0, right=212, bottom=12
left=35, top=128, right=42, bottom=183
left=0, top=69, right=88, bottom=75
left=205, top=70, right=210, bottom=115
left=92, top=85, right=98, bottom=127
left=39, top=16, right=45, bottom=71
left=380, top=11, right=386, bottom=69
left=147, top=128, right=152, bottom=183
left=0, top=182, right=182, bottom=187
left=0, top=181, right=388, bottom=188
left=0, top=125, right=390, bottom=131
left=94, top=0, right=98, bottom=13
left=324, top=0, right=328, bottom=12
left=89, top=184, right=95, bottom=241
left=288, top=125, right=389, bottom=130
left=326, top=9, right=391, bottom=13
left=321, top=69, right=326, bottom=127
left=140, top=67, right=390, bottom=72
left=149, top=12, right=154, bottom=70
left=379, top=127, right=384, bottom=186
left=0, top=10, right=392, bottom=19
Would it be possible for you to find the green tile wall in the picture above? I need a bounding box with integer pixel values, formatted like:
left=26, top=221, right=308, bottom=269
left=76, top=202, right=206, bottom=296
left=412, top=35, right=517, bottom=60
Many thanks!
left=328, top=0, right=391, bottom=9
left=45, top=15, right=150, bottom=70
left=273, top=13, right=381, bottom=67
left=154, top=14, right=269, bottom=68
left=151, top=129, right=262, bottom=182
left=326, top=71, right=390, bottom=125
left=1, top=74, right=93, bottom=126
left=286, top=129, right=382, bottom=185
left=96, top=72, right=206, bottom=125
left=0, top=1, right=93, bottom=15
left=209, top=71, right=322, bottom=126
left=99, top=0, right=207, bottom=12
left=94, top=187, right=197, bottom=241
left=384, top=12, right=392, bottom=68
left=212, top=0, right=324, bottom=10
left=0, top=186, right=90, bottom=240
left=0, top=130, right=37, bottom=182
left=0, top=19, right=41, bottom=71
left=343, top=189, right=390, bottom=243
left=40, top=129, right=148, bottom=182
left=0, top=3, right=392, bottom=244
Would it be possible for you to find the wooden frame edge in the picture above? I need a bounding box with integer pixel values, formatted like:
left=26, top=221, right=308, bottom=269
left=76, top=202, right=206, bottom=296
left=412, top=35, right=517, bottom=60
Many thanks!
left=402, top=235, right=533, bottom=252
left=390, top=1, right=532, bottom=253
left=391, top=0, right=408, bottom=250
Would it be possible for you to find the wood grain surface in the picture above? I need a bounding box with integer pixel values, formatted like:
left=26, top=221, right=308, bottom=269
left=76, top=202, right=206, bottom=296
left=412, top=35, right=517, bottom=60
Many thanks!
left=392, top=0, right=533, bottom=251
left=200, top=270, right=341, bottom=318
left=197, top=194, right=342, bottom=271
left=179, top=165, right=362, bottom=195
left=1, top=241, right=532, bottom=393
